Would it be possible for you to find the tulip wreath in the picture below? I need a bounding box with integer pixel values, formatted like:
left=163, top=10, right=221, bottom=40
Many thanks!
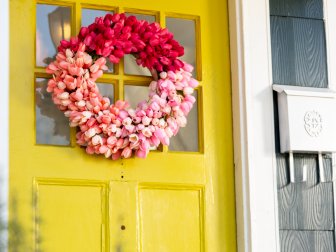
left=46, top=13, right=199, bottom=160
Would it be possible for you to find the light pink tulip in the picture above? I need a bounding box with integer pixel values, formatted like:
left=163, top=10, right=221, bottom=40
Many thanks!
left=121, top=147, right=132, bottom=158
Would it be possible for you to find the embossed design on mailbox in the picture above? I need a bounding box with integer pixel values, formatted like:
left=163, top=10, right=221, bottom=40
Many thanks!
left=304, top=111, right=322, bottom=137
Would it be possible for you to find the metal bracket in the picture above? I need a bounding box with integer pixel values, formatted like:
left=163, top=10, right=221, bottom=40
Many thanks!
left=318, top=153, right=326, bottom=183
left=289, top=152, right=295, bottom=183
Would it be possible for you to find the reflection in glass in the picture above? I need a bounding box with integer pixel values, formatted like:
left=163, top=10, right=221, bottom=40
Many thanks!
left=170, top=90, right=199, bottom=152
left=97, top=83, right=114, bottom=103
left=36, top=4, right=71, bottom=67
left=82, top=9, right=114, bottom=73
left=124, top=13, right=156, bottom=76
left=166, top=17, right=197, bottom=76
left=35, top=78, right=70, bottom=145
left=124, top=85, right=149, bottom=108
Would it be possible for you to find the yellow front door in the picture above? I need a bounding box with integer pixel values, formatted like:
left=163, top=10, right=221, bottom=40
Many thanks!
left=9, top=0, right=235, bottom=251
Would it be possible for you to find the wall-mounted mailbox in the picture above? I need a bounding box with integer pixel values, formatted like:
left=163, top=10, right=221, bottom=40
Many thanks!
left=273, top=85, right=336, bottom=184
left=274, top=85, right=336, bottom=153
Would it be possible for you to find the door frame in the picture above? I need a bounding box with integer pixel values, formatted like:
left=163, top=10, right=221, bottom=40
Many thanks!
left=228, top=0, right=280, bottom=251
left=0, top=0, right=9, bottom=248
left=229, top=0, right=336, bottom=251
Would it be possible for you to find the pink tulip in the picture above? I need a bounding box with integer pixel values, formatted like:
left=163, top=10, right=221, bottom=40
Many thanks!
left=112, top=151, right=121, bottom=160
left=99, top=145, right=109, bottom=154
left=136, top=149, right=147, bottom=158
left=188, top=78, right=199, bottom=88
left=121, top=147, right=132, bottom=158
left=129, top=134, right=139, bottom=143
left=86, top=146, right=95, bottom=154
left=107, top=136, right=117, bottom=146
left=142, top=127, right=152, bottom=138
left=92, top=135, right=103, bottom=146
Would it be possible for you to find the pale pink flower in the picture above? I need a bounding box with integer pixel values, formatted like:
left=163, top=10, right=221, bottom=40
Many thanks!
left=107, top=136, right=117, bottom=146
left=121, top=147, right=132, bottom=158
left=183, top=87, right=194, bottom=95
left=76, top=100, right=86, bottom=107
left=99, top=145, right=108, bottom=154
left=159, top=72, right=167, bottom=79
left=58, top=92, right=69, bottom=100
left=90, top=64, right=99, bottom=73
left=85, top=128, right=96, bottom=138
left=188, top=78, right=199, bottom=88
left=142, top=127, right=152, bottom=138
left=152, top=118, right=159, bottom=126
left=165, top=127, right=173, bottom=137
left=129, top=134, right=139, bottom=143
left=105, top=148, right=112, bottom=158
left=122, top=117, right=132, bottom=126
left=176, top=116, right=187, bottom=127
left=65, top=49, right=74, bottom=58
left=183, top=63, right=194, bottom=72
left=92, top=135, right=103, bottom=145
left=142, top=116, right=151, bottom=126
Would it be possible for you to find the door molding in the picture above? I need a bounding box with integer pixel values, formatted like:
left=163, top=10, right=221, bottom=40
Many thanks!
left=0, top=0, right=9, bottom=248
left=228, top=0, right=280, bottom=251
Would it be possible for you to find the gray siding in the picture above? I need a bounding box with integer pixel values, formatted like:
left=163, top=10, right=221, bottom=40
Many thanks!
left=280, top=231, right=334, bottom=252
left=270, top=0, right=334, bottom=250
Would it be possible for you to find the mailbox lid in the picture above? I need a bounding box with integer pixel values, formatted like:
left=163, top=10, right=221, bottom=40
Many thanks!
left=274, top=85, right=336, bottom=153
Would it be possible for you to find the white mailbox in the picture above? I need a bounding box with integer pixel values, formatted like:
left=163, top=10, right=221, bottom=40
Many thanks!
left=273, top=85, right=336, bottom=153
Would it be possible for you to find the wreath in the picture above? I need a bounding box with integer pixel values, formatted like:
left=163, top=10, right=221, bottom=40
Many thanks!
left=46, top=13, right=198, bottom=160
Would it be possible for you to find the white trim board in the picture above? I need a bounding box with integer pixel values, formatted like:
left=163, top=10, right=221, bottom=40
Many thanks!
left=228, top=0, right=280, bottom=251
left=323, top=0, right=336, bottom=248
left=0, top=0, right=9, bottom=250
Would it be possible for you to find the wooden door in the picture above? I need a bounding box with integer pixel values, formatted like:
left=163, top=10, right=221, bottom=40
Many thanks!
left=9, top=0, right=236, bottom=251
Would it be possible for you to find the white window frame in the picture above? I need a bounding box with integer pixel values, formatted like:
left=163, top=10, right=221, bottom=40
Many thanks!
left=228, top=0, right=280, bottom=251
left=0, top=0, right=9, bottom=250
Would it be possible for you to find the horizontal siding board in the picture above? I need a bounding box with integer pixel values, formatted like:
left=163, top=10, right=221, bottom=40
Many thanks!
left=270, top=0, right=323, bottom=19
left=280, top=230, right=334, bottom=252
left=271, top=17, right=328, bottom=87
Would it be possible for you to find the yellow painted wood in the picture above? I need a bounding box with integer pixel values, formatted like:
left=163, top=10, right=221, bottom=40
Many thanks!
left=9, top=0, right=236, bottom=251
left=139, top=185, right=204, bottom=251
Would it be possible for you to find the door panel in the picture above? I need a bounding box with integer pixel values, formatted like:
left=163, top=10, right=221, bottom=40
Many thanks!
left=139, top=185, right=204, bottom=252
left=35, top=179, right=108, bottom=252
left=10, top=0, right=235, bottom=251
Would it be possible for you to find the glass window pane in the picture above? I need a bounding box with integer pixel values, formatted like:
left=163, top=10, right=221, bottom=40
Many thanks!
left=81, top=9, right=111, bottom=27
left=35, top=78, right=70, bottom=145
left=36, top=4, right=71, bottom=67
left=169, top=90, right=199, bottom=152
left=82, top=9, right=114, bottom=73
left=124, top=85, right=149, bottom=108
left=166, top=17, right=197, bottom=77
left=97, top=83, right=114, bottom=103
left=124, top=13, right=156, bottom=76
